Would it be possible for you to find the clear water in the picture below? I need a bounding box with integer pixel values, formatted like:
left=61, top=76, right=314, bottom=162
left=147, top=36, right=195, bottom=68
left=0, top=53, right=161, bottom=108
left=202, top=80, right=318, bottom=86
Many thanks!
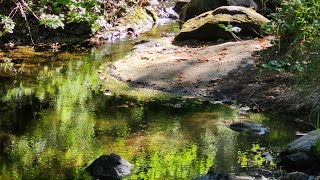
left=0, top=21, right=297, bottom=179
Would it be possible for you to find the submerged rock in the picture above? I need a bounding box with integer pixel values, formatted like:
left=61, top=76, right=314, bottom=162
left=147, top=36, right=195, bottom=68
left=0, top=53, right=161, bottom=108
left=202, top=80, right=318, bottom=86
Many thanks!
left=229, top=122, right=267, bottom=135
left=86, top=153, right=134, bottom=179
left=174, top=6, right=269, bottom=41
left=277, top=130, right=320, bottom=175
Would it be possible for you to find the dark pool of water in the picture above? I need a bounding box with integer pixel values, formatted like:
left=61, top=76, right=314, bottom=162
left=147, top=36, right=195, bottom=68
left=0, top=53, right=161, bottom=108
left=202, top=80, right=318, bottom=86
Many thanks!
left=0, top=21, right=298, bottom=179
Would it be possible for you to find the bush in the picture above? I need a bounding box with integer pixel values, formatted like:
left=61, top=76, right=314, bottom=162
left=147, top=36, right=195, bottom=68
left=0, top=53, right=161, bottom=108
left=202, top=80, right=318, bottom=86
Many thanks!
left=264, top=0, right=320, bottom=81
left=0, top=0, right=137, bottom=35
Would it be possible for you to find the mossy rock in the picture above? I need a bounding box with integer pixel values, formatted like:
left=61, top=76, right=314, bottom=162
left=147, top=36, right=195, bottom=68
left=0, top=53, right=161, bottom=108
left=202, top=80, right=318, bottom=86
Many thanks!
left=94, top=7, right=156, bottom=41
left=179, top=0, right=261, bottom=22
left=175, top=6, right=269, bottom=41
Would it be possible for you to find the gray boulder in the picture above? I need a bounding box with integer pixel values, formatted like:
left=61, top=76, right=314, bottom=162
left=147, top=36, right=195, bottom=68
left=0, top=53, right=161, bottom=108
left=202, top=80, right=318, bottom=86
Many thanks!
left=86, top=153, right=134, bottom=179
left=175, top=6, right=269, bottom=41
left=180, top=0, right=263, bottom=22
left=278, top=130, right=320, bottom=175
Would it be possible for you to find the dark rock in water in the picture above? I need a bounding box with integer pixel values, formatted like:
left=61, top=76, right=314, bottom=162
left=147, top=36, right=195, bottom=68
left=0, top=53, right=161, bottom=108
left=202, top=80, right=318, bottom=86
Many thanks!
left=180, top=0, right=265, bottom=22
left=277, top=130, right=320, bottom=175
left=86, top=153, right=134, bottom=179
left=247, top=168, right=274, bottom=179
left=282, top=171, right=313, bottom=180
left=229, top=122, right=267, bottom=135
left=174, top=6, right=269, bottom=41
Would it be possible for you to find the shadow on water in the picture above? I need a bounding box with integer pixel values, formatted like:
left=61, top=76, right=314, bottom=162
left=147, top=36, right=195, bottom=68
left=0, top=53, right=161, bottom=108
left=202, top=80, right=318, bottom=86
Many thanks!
left=0, top=21, right=298, bottom=179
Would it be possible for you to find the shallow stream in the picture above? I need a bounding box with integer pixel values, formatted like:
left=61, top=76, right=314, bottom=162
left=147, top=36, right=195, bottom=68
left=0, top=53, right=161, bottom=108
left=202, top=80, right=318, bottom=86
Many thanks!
left=0, top=21, right=298, bottom=179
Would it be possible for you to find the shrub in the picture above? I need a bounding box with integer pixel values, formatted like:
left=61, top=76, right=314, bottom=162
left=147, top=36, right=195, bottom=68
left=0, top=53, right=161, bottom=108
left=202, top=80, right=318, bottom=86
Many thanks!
left=264, top=0, right=320, bottom=80
left=0, top=0, right=137, bottom=35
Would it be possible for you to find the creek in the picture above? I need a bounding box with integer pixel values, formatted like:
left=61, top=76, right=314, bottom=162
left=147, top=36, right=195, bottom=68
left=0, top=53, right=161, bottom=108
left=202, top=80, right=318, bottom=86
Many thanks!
left=0, top=21, right=298, bottom=179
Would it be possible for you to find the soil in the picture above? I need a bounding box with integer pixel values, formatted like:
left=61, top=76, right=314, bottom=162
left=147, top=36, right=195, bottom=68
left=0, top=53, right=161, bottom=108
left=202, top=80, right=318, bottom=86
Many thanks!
left=109, top=36, right=294, bottom=113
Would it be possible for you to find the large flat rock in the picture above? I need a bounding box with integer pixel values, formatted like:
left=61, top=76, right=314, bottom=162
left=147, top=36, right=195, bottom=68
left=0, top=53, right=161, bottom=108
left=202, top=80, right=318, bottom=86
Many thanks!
left=109, top=37, right=271, bottom=95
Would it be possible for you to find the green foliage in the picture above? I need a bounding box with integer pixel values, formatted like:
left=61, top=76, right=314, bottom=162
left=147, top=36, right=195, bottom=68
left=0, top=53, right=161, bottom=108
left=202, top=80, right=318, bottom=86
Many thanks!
left=316, top=113, right=320, bottom=156
left=263, top=0, right=320, bottom=80
left=0, top=58, right=14, bottom=72
left=218, top=23, right=242, bottom=41
left=0, top=15, right=15, bottom=33
left=0, top=0, right=137, bottom=34
left=262, top=60, right=289, bottom=72
left=268, top=0, right=320, bottom=41
left=39, top=14, right=65, bottom=29
left=218, top=24, right=242, bottom=33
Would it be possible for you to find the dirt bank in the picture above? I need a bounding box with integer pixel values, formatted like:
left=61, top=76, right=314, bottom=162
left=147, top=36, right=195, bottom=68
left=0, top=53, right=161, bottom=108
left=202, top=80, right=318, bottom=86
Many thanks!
left=107, top=36, right=294, bottom=113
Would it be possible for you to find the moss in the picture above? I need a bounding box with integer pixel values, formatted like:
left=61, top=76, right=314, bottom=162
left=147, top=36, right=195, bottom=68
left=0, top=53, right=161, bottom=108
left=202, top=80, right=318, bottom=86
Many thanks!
left=181, top=11, right=268, bottom=33
left=176, top=6, right=269, bottom=41
left=0, top=46, right=86, bottom=63
left=54, top=52, right=83, bottom=61
left=9, top=46, right=45, bottom=58
left=118, top=7, right=153, bottom=26
left=0, top=46, right=51, bottom=63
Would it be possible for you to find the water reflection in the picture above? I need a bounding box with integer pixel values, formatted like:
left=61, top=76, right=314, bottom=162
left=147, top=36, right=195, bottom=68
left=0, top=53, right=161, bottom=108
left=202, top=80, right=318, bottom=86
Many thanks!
left=0, top=54, right=297, bottom=179
left=0, top=49, right=221, bottom=179
left=0, top=22, right=298, bottom=179
left=0, top=58, right=99, bottom=179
